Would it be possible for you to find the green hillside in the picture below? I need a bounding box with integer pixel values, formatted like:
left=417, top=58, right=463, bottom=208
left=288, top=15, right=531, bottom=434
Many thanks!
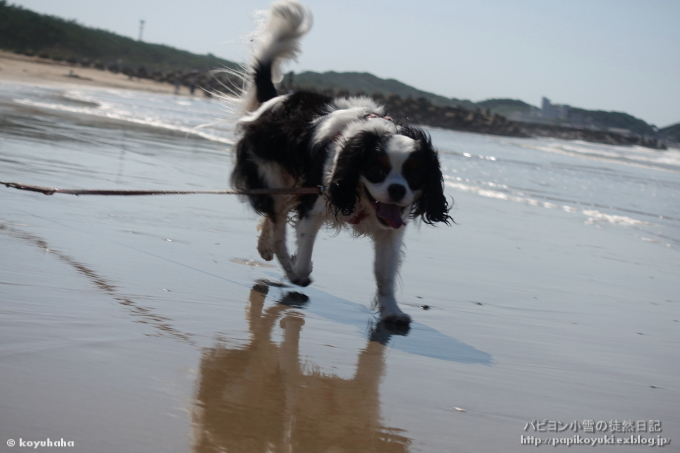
left=569, top=108, right=656, bottom=136
left=476, top=98, right=534, bottom=117
left=0, top=1, right=238, bottom=71
left=471, top=99, right=660, bottom=138
left=293, top=71, right=476, bottom=109
left=659, top=123, right=680, bottom=143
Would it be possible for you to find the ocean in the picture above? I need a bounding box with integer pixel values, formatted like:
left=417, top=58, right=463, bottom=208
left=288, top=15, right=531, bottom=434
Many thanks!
left=1, top=81, right=678, bottom=452
left=5, top=81, right=679, bottom=244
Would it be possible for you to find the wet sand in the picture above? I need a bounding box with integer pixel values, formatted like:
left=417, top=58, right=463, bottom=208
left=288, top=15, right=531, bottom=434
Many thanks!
left=0, top=81, right=678, bottom=452
left=0, top=50, right=184, bottom=95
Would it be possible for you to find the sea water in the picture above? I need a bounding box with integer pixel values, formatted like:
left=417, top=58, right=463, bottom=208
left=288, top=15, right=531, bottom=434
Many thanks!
left=3, top=81, right=678, bottom=248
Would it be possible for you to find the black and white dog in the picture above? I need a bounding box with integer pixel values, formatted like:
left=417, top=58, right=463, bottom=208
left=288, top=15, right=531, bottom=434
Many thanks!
left=230, top=0, right=451, bottom=324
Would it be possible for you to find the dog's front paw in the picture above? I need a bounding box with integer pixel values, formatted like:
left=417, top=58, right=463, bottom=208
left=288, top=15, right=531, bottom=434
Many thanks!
left=290, top=275, right=312, bottom=287
left=291, top=255, right=313, bottom=280
left=378, top=296, right=412, bottom=325
left=285, top=267, right=312, bottom=287
left=381, top=310, right=411, bottom=325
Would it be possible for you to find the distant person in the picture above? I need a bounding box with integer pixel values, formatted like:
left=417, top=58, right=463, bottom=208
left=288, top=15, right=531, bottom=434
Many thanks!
left=174, top=71, right=181, bottom=95
left=189, top=71, right=198, bottom=95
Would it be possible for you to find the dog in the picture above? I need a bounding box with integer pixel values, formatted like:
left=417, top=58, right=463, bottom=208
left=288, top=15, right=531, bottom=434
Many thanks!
left=230, top=0, right=451, bottom=324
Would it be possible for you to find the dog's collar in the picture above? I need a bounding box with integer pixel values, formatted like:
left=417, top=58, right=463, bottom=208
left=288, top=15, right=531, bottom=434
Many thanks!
left=331, top=113, right=394, bottom=142
left=347, top=209, right=369, bottom=225
left=365, top=113, right=393, bottom=121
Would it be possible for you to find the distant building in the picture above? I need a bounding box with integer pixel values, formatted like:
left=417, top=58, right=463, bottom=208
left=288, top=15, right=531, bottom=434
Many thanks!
left=541, top=97, right=570, bottom=120
left=507, top=96, right=590, bottom=129
left=541, top=97, right=551, bottom=116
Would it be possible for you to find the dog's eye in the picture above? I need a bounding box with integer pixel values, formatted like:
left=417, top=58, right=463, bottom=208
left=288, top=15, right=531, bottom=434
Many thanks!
left=405, top=170, right=423, bottom=189
left=403, top=159, right=423, bottom=189
left=363, top=162, right=389, bottom=183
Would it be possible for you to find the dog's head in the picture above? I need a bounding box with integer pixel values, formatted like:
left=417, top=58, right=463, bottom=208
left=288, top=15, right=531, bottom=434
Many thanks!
left=328, top=121, right=451, bottom=228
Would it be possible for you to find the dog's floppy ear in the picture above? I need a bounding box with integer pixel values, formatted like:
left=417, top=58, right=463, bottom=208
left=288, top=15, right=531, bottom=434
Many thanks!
left=414, top=147, right=452, bottom=225
left=328, top=130, right=382, bottom=217
left=400, top=125, right=452, bottom=225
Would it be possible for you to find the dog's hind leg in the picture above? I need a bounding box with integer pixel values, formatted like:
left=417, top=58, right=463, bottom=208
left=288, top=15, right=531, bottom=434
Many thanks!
left=269, top=199, right=311, bottom=287
left=271, top=218, right=311, bottom=287
left=256, top=216, right=274, bottom=261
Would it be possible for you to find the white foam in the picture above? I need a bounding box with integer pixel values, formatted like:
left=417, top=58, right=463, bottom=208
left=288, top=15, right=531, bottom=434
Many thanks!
left=445, top=180, right=557, bottom=209
left=582, top=210, right=651, bottom=226
left=13, top=97, right=234, bottom=145
left=445, top=180, right=652, bottom=228
left=521, top=140, right=680, bottom=172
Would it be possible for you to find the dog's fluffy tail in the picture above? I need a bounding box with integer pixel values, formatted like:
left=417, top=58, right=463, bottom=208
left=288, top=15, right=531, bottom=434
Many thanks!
left=239, top=0, right=312, bottom=114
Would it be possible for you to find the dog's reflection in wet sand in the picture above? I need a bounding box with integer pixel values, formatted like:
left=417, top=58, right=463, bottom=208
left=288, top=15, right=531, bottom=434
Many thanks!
left=192, top=284, right=411, bottom=453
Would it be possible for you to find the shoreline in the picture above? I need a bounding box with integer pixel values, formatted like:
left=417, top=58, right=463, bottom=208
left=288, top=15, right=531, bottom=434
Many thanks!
left=1, top=50, right=673, bottom=150
left=0, top=50, right=191, bottom=96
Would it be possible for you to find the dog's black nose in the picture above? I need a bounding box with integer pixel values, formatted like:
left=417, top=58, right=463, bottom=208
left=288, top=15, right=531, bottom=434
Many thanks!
left=388, top=184, right=406, bottom=202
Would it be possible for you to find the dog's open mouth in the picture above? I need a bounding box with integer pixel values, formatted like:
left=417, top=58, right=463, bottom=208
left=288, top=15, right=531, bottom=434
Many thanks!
left=365, top=188, right=406, bottom=229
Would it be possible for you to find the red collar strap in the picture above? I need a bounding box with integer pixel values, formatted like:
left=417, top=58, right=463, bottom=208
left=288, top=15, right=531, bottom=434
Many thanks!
left=332, top=113, right=395, bottom=142
left=365, top=113, right=393, bottom=121
left=347, top=209, right=369, bottom=225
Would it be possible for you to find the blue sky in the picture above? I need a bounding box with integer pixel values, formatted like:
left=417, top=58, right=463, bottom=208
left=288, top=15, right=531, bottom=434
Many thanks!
left=11, top=0, right=680, bottom=127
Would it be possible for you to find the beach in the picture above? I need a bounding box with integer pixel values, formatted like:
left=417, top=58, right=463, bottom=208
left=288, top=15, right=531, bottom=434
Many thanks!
left=0, top=50, right=185, bottom=94
left=1, top=60, right=679, bottom=452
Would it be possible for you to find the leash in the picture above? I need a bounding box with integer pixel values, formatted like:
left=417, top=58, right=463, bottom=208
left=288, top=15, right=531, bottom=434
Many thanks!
left=0, top=181, right=325, bottom=197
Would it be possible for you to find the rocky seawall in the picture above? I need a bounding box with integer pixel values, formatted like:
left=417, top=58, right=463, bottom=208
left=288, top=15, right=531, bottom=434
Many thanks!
left=305, top=89, right=667, bottom=150
left=300, top=88, right=528, bottom=138
left=376, top=93, right=528, bottom=138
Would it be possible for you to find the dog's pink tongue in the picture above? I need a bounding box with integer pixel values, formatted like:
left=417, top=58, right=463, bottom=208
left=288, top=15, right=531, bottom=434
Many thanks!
left=376, top=202, right=404, bottom=229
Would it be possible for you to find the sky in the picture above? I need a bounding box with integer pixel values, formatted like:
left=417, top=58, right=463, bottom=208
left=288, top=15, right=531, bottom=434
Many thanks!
left=10, top=0, right=680, bottom=127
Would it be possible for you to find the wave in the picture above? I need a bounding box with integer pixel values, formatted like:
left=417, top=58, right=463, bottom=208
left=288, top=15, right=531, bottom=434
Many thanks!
left=515, top=139, right=680, bottom=173
left=445, top=179, right=652, bottom=227
left=11, top=88, right=236, bottom=146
